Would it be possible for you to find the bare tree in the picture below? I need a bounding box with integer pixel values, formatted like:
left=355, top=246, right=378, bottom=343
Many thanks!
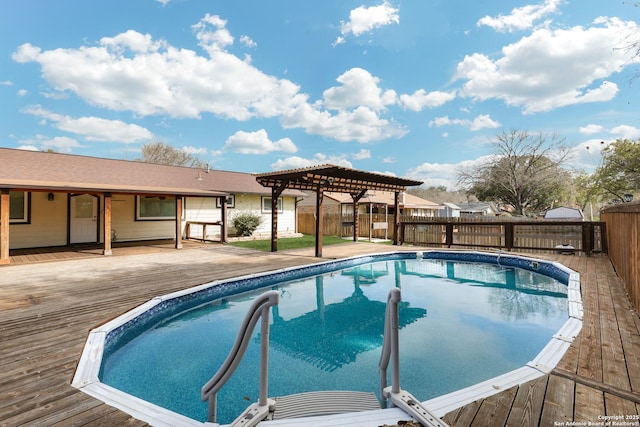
left=458, top=130, right=572, bottom=216
left=137, top=141, right=207, bottom=168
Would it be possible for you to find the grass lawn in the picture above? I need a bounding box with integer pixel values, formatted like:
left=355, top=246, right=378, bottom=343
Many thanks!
left=229, top=234, right=356, bottom=251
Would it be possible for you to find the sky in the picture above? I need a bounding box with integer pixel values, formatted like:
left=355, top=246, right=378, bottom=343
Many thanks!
left=1, top=0, right=639, bottom=189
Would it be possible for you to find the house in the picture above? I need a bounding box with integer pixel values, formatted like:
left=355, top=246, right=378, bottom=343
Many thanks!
left=544, top=206, right=585, bottom=220
left=0, top=148, right=303, bottom=264
left=456, top=202, right=500, bottom=217
left=437, top=202, right=461, bottom=218
left=298, top=190, right=442, bottom=217
left=297, top=190, right=440, bottom=240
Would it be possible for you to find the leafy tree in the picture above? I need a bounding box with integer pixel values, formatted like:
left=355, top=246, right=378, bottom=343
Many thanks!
left=137, top=141, right=206, bottom=168
left=589, top=139, right=640, bottom=202
left=458, top=130, right=572, bottom=216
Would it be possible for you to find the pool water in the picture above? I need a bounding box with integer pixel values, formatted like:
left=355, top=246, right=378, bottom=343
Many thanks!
left=99, top=258, right=568, bottom=424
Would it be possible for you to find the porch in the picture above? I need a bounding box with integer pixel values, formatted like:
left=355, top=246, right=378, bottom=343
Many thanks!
left=1, top=242, right=639, bottom=426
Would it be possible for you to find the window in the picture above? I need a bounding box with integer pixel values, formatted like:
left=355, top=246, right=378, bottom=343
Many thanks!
left=262, top=197, right=283, bottom=213
left=9, top=191, right=30, bottom=223
left=216, top=195, right=235, bottom=208
left=136, top=196, right=176, bottom=220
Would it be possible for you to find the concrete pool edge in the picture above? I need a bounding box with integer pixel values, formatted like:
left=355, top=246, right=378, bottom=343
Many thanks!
left=72, top=250, right=583, bottom=427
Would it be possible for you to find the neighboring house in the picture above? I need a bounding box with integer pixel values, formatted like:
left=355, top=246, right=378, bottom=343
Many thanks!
left=544, top=206, right=585, bottom=220
left=298, top=190, right=442, bottom=217
left=456, top=202, right=500, bottom=217
left=0, top=148, right=303, bottom=264
left=437, top=202, right=461, bottom=218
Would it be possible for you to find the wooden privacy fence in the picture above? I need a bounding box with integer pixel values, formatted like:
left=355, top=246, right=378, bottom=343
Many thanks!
left=601, top=201, right=640, bottom=313
left=298, top=213, right=607, bottom=255
left=298, top=213, right=394, bottom=240
left=399, top=220, right=607, bottom=256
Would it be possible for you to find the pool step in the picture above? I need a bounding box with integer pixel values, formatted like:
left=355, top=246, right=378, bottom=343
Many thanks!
left=270, top=390, right=381, bottom=420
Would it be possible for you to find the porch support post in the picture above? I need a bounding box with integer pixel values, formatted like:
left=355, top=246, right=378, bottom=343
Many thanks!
left=0, top=189, right=10, bottom=265
left=103, top=192, right=112, bottom=256
left=393, top=191, right=401, bottom=246
left=175, top=196, right=183, bottom=249
left=315, top=187, right=324, bottom=257
left=220, top=196, right=228, bottom=244
left=270, top=183, right=287, bottom=252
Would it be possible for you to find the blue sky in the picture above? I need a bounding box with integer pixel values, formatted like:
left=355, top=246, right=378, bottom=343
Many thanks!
left=1, top=0, right=639, bottom=188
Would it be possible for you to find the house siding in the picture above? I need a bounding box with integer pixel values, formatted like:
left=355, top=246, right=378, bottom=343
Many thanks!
left=8, top=192, right=299, bottom=249
left=110, top=195, right=175, bottom=242
left=183, top=194, right=298, bottom=239
left=10, top=192, right=68, bottom=249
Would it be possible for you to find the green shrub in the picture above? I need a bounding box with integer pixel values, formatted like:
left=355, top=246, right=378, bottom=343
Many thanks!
left=232, top=212, right=262, bottom=237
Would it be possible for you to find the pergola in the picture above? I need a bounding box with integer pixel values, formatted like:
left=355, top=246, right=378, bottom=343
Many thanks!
left=255, top=165, right=423, bottom=257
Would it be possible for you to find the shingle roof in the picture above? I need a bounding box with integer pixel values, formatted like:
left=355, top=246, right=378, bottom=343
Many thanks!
left=319, top=191, right=441, bottom=208
left=0, top=148, right=302, bottom=197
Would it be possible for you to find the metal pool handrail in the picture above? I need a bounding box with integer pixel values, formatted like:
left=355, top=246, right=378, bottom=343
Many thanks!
left=379, top=287, right=401, bottom=398
left=201, top=290, right=279, bottom=425
left=378, top=288, right=450, bottom=427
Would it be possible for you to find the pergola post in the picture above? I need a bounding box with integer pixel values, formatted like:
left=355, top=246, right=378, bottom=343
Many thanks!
left=103, top=192, right=112, bottom=255
left=0, top=189, right=10, bottom=265
left=175, top=196, right=183, bottom=249
left=315, top=187, right=324, bottom=257
left=350, top=190, right=367, bottom=243
left=352, top=199, right=359, bottom=242
left=270, top=183, right=286, bottom=252
left=271, top=188, right=279, bottom=252
left=393, top=191, right=400, bottom=245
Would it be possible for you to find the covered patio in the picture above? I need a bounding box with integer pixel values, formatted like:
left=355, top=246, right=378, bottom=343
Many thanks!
left=0, top=148, right=229, bottom=265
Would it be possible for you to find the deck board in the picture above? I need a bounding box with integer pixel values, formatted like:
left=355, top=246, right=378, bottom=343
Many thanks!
left=1, top=243, right=640, bottom=426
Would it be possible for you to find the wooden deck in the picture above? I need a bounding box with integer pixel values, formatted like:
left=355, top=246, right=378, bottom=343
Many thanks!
left=1, top=242, right=639, bottom=427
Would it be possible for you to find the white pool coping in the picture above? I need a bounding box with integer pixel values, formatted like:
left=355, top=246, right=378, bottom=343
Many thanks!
left=72, top=251, right=582, bottom=427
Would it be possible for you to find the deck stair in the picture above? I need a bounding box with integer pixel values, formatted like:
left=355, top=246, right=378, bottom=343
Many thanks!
left=270, top=390, right=380, bottom=419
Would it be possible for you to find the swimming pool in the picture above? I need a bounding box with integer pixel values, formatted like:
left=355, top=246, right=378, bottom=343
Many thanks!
left=73, top=251, right=583, bottom=427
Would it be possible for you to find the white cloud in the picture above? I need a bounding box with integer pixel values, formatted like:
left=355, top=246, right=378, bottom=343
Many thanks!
left=399, top=89, right=456, bottom=111
left=19, top=135, right=84, bottom=153
left=610, top=124, right=640, bottom=139
left=322, top=68, right=396, bottom=112
left=428, top=114, right=501, bottom=131
left=13, top=18, right=407, bottom=144
left=271, top=153, right=352, bottom=170
left=240, top=35, right=257, bottom=48
left=182, top=146, right=208, bottom=155
left=17, top=89, right=28, bottom=96
left=477, top=0, right=561, bottom=33
left=192, top=14, right=234, bottom=55
left=12, top=20, right=297, bottom=121
left=339, top=1, right=400, bottom=38
left=155, top=0, right=170, bottom=5
left=407, top=155, right=495, bottom=190
left=455, top=17, right=640, bottom=114
left=224, top=129, right=297, bottom=154
left=23, top=105, right=153, bottom=143
left=579, top=124, right=605, bottom=135
left=352, top=149, right=371, bottom=160
left=1, top=80, right=13, bottom=86
left=570, top=139, right=611, bottom=172
left=16, top=145, right=39, bottom=151
left=281, top=103, right=407, bottom=143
